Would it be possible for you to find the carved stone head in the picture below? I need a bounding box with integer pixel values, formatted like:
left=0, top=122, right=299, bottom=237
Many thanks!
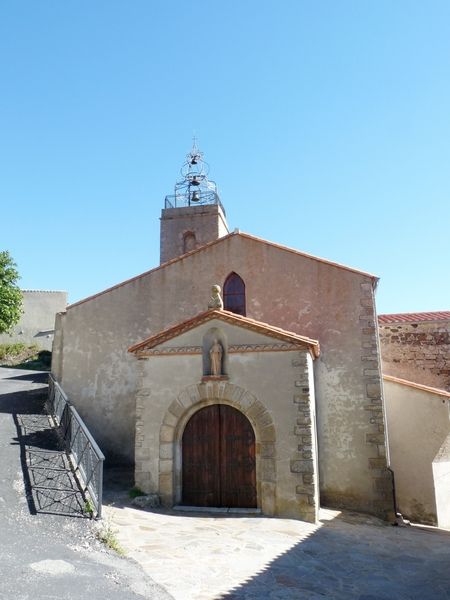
left=208, top=284, right=224, bottom=310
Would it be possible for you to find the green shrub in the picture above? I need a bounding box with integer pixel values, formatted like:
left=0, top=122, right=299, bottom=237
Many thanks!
left=128, top=486, right=146, bottom=499
left=0, top=343, right=51, bottom=371
left=0, top=343, right=28, bottom=359
left=96, top=522, right=125, bottom=555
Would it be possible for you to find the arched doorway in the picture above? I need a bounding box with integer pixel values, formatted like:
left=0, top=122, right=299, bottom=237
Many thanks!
left=182, top=404, right=256, bottom=508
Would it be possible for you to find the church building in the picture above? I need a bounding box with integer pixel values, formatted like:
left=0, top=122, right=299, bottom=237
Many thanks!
left=52, top=143, right=392, bottom=522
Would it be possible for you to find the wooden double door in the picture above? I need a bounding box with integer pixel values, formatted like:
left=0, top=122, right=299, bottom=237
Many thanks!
left=182, top=404, right=257, bottom=508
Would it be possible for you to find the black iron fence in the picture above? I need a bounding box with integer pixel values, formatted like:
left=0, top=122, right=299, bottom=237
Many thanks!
left=47, top=374, right=105, bottom=518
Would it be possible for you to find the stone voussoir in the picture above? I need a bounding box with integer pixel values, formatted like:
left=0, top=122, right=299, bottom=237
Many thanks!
left=160, top=424, right=175, bottom=443
left=169, top=399, right=186, bottom=418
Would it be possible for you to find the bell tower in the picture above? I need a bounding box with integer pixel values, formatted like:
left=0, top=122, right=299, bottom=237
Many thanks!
left=160, top=141, right=229, bottom=264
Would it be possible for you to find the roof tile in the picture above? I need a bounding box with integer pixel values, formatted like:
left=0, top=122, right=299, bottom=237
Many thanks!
left=68, top=231, right=377, bottom=310
left=378, top=311, right=450, bottom=324
left=383, top=375, right=450, bottom=397
left=128, top=309, right=320, bottom=358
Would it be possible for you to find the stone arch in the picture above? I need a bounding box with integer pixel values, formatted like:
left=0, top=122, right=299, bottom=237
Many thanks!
left=158, top=381, right=276, bottom=515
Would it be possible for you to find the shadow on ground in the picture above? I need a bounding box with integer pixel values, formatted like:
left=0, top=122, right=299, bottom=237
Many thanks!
left=102, top=486, right=450, bottom=600
left=0, top=385, right=88, bottom=518
left=3, top=371, right=49, bottom=383
left=217, top=513, right=450, bottom=600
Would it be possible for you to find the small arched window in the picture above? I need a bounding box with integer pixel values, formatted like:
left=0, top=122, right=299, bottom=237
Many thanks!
left=183, top=231, right=197, bottom=254
left=223, top=272, right=246, bottom=316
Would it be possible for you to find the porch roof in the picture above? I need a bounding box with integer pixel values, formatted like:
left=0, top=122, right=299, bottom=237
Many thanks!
left=128, top=309, right=320, bottom=358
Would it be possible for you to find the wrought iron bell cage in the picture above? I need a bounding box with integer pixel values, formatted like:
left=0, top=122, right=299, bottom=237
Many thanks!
left=164, top=142, right=225, bottom=214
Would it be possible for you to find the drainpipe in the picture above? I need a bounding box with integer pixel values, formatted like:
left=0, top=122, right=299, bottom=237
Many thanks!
left=386, top=467, right=407, bottom=526
left=387, top=467, right=398, bottom=516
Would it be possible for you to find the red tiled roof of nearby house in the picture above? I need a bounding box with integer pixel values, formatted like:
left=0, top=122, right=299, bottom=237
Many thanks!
left=128, top=308, right=320, bottom=358
left=378, top=311, right=450, bottom=324
left=383, top=375, right=450, bottom=398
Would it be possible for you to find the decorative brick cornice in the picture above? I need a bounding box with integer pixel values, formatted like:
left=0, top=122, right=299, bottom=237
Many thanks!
left=129, top=309, right=320, bottom=358
left=135, top=341, right=303, bottom=357
left=137, top=345, right=202, bottom=356
left=229, top=343, right=301, bottom=353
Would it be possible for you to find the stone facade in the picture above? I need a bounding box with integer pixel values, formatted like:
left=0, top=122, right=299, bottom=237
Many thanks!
left=290, top=353, right=318, bottom=517
left=379, top=314, right=450, bottom=391
left=160, top=204, right=229, bottom=264
left=131, top=314, right=319, bottom=521
left=52, top=188, right=392, bottom=519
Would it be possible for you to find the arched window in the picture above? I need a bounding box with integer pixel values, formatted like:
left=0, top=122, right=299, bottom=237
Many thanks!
left=183, top=231, right=196, bottom=254
left=223, top=272, right=246, bottom=316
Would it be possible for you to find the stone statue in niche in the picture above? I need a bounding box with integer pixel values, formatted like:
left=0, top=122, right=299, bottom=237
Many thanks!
left=208, top=284, right=224, bottom=310
left=209, top=339, right=223, bottom=376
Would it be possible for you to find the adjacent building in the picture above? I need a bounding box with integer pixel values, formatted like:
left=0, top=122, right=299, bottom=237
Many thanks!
left=0, top=290, right=67, bottom=351
left=379, top=312, right=450, bottom=527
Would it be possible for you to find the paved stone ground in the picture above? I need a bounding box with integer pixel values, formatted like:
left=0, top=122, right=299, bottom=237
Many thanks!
left=0, top=367, right=172, bottom=600
left=104, top=492, right=450, bottom=600
left=4, top=366, right=450, bottom=599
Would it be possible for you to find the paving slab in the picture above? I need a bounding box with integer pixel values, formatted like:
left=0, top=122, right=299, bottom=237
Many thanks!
left=104, top=491, right=450, bottom=600
left=4, top=365, right=449, bottom=599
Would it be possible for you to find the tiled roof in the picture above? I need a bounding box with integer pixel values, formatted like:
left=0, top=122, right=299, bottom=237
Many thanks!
left=21, top=289, right=67, bottom=294
left=378, top=311, right=450, bottom=324
left=67, top=231, right=377, bottom=310
left=128, top=309, right=320, bottom=358
left=383, top=375, right=450, bottom=398
left=235, top=232, right=378, bottom=281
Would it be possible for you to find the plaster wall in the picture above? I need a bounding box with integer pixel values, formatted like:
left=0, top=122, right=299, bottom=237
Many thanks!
left=160, top=204, right=229, bottom=264
left=384, top=378, right=450, bottom=524
left=432, top=433, right=450, bottom=529
left=380, top=320, right=450, bottom=391
left=53, top=233, right=388, bottom=515
left=134, top=324, right=318, bottom=521
left=0, top=290, right=67, bottom=351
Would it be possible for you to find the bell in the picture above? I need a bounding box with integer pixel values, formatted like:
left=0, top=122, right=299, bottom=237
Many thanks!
left=191, top=175, right=200, bottom=186
left=192, top=191, right=200, bottom=202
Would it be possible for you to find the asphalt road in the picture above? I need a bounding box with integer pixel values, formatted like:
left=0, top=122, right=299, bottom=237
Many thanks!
left=0, top=367, right=173, bottom=600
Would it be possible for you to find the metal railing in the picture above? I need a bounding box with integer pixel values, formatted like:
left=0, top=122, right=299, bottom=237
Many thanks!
left=47, top=374, right=105, bottom=518
left=164, top=192, right=226, bottom=215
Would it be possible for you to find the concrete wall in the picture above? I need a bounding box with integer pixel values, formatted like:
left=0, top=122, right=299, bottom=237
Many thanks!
left=380, top=319, right=450, bottom=391
left=0, top=290, right=67, bottom=351
left=133, top=320, right=319, bottom=522
left=432, top=433, right=450, bottom=529
left=384, top=376, right=450, bottom=525
left=53, top=232, right=389, bottom=516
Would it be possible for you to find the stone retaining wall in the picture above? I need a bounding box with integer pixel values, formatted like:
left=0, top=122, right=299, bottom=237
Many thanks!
left=379, top=319, right=450, bottom=391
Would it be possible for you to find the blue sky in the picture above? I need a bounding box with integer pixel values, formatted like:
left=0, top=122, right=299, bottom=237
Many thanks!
left=1, top=1, right=449, bottom=313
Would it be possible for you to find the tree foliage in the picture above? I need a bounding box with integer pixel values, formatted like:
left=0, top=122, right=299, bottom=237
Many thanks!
left=0, top=251, right=23, bottom=334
